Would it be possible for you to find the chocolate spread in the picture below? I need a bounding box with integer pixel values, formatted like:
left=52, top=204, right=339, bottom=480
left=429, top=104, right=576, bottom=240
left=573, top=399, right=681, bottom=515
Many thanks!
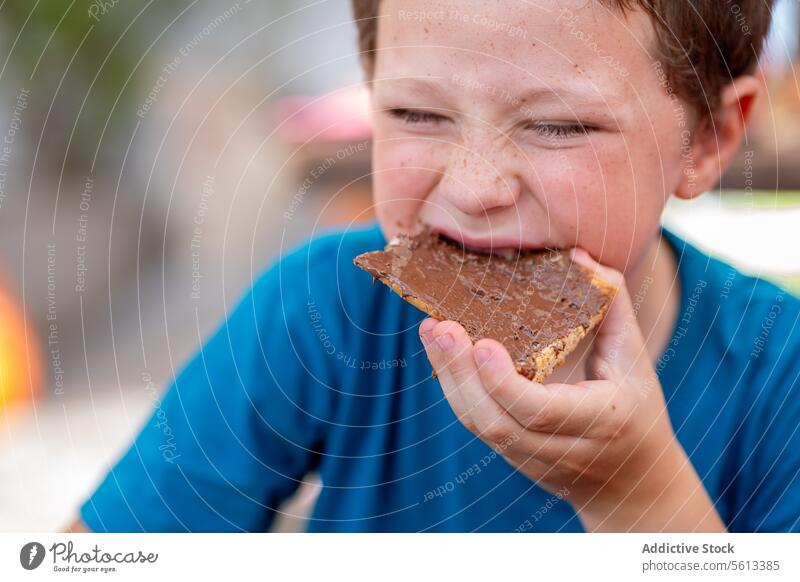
left=354, top=229, right=611, bottom=367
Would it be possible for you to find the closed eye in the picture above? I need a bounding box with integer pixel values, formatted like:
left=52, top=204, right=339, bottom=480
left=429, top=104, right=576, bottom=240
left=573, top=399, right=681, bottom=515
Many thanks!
left=387, top=108, right=451, bottom=125
left=528, top=122, right=593, bottom=140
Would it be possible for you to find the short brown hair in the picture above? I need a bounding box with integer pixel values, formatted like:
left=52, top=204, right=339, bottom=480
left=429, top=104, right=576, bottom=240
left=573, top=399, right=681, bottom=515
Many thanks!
left=351, top=0, right=774, bottom=117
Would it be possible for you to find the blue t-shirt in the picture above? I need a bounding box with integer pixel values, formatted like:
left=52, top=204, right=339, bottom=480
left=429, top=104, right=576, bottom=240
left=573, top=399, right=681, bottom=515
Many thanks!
left=80, top=224, right=800, bottom=532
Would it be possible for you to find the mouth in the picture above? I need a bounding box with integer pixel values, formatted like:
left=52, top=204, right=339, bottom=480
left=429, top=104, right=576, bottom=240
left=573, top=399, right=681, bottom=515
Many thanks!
left=424, top=224, right=552, bottom=256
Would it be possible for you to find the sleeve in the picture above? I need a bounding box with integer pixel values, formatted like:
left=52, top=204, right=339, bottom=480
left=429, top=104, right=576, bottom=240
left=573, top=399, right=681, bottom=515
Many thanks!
left=729, top=299, right=800, bottom=532
left=79, top=264, right=330, bottom=532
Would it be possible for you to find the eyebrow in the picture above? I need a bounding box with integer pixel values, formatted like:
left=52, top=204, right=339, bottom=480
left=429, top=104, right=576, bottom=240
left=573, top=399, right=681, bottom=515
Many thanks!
left=372, top=77, right=453, bottom=100
left=374, top=77, right=628, bottom=111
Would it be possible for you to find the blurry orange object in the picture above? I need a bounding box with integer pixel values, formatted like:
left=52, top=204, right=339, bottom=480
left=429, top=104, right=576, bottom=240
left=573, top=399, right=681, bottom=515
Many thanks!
left=0, top=284, right=43, bottom=411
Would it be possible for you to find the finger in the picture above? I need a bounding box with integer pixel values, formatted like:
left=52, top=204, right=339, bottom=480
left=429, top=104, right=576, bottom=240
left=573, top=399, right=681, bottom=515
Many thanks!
left=474, top=338, right=618, bottom=437
left=419, top=317, right=439, bottom=363
left=429, top=325, right=610, bottom=459
left=421, top=317, right=458, bottom=387
left=430, top=320, right=520, bottom=440
left=429, top=323, right=599, bottom=456
left=569, top=247, right=639, bottom=341
left=422, top=317, right=483, bottom=432
left=570, top=247, right=648, bottom=379
left=432, top=326, right=597, bottom=458
left=420, top=317, right=451, bottom=376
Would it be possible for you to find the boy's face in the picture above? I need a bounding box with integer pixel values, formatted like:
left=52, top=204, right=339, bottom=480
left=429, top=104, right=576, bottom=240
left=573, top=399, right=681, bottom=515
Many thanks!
left=369, top=0, right=691, bottom=272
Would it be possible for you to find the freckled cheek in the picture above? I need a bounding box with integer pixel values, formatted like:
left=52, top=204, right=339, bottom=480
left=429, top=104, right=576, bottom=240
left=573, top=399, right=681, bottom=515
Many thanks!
left=372, top=141, right=443, bottom=233
left=525, top=155, right=599, bottom=235
left=573, top=189, right=638, bottom=267
left=568, top=162, right=667, bottom=270
left=527, top=149, right=658, bottom=267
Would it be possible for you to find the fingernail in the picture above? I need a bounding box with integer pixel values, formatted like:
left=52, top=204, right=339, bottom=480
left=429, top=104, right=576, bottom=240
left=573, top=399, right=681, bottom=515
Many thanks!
left=419, top=319, right=437, bottom=345
left=435, top=333, right=454, bottom=351
left=474, top=347, right=492, bottom=365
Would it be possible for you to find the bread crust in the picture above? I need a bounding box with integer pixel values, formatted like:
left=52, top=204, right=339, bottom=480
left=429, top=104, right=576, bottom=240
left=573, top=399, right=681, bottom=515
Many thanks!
left=364, top=267, right=617, bottom=383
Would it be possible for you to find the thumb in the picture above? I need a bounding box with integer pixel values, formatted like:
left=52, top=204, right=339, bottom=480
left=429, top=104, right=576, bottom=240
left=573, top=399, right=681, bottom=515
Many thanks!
left=570, top=247, right=646, bottom=378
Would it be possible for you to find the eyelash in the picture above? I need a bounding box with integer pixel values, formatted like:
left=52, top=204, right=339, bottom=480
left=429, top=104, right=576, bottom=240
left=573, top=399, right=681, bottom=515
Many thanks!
left=388, top=108, right=449, bottom=124
left=530, top=123, right=591, bottom=140
left=387, top=108, right=594, bottom=140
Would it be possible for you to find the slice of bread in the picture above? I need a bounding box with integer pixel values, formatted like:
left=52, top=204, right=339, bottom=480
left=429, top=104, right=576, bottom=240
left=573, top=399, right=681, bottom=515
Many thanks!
left=354, top=229, right=616, bottom=382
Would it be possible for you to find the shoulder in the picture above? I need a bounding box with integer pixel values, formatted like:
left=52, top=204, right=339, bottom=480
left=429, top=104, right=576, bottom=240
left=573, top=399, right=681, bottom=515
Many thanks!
left=199, top=224, right=389, bottom=403
left=238, top=224, right=397, bottom=373
left=274, top=223, right=386, bottom=273
left=248, top=223, right=386, bottom=311
left=668, top=229, right=800, bottom=388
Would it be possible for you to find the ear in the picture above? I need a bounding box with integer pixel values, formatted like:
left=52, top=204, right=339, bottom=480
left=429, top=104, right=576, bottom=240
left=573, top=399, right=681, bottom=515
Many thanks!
left=675, top=75, right=761, bottom=200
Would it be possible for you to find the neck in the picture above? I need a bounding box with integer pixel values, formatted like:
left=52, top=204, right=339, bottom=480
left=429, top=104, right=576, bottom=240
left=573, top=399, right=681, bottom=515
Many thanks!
left=624, top=232, right=680, bottom=364
left=551, top=233, right=680, bottom=384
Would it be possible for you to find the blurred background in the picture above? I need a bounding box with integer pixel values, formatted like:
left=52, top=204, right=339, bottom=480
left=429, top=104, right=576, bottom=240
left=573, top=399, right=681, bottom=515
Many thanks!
left=0, top=0, right=798, bottom=532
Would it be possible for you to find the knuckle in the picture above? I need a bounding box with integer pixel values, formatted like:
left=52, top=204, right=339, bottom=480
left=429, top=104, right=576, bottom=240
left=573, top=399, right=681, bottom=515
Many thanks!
left=557, top=456, right=586, bottom=479
left=525, top=407, right=561, bottom=432
left=588, top=357, right=611, bottom=379
left=484, top=366, right=517, bottom=393
left=450, top=361, right=478, bottom=386
left=477, top=421, right=508, bottom=444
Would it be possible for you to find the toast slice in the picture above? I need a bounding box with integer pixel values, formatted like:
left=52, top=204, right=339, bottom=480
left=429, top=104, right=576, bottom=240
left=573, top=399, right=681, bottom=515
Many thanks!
left=353, top=228, right=616, bottom=382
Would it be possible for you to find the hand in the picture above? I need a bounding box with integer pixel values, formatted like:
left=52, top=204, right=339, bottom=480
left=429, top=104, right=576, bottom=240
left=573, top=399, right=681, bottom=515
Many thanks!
left=419, top=248, right=725, bottom=532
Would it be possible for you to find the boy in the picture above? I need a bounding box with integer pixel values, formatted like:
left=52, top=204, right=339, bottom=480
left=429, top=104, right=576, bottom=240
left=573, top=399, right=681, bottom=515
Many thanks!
left=72, top=0, right=799, bottom=532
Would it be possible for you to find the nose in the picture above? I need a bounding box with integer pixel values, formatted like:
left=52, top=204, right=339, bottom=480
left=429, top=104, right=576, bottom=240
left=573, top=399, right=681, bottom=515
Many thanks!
left=435, top=136, right=523, bottom=217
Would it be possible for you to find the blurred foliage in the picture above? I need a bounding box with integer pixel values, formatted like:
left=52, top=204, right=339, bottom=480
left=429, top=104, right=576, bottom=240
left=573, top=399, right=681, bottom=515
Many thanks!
left=723, top=191, right=800, bottom=208
left=2, top=1, right=138, bottom=112
left=0, top=0, right=182, bottom=172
